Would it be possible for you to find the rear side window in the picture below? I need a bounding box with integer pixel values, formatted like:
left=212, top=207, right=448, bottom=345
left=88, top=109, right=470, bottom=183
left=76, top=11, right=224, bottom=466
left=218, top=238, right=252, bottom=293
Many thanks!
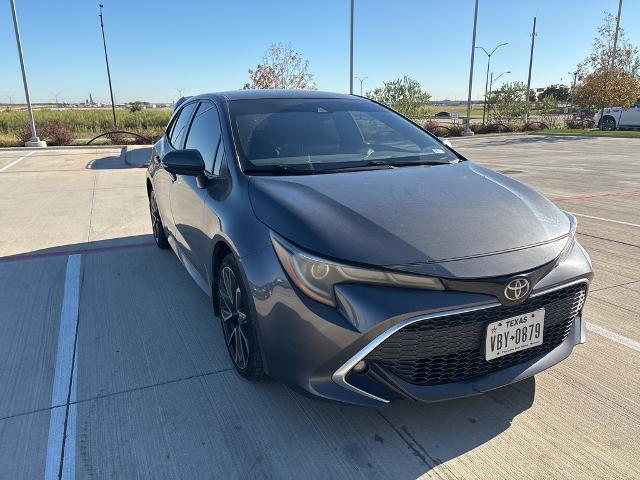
left=185, top=102, right=222, bottom=173
left=169, top=102, right=197, bottom=149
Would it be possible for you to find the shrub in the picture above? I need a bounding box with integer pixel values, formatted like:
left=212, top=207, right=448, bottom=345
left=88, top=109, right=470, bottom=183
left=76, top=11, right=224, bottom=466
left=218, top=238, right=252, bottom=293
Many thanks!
left=422, top=120, right=439, bottom=133
left=134, top=129, right=163, bottom=144
left=40, top=120, right=76, bottom=146
left=447, top=124, right=464, bottom=137
left=104, top=131, right=128, bottom=145
left=17, top=124, right=33, bottom=144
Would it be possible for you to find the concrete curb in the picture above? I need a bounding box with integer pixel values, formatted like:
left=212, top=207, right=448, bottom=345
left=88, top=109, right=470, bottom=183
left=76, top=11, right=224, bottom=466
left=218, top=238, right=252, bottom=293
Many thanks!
left=449, top=132, right=528, bottom=141
left=122, top=145, right=153, bottom=168
left=527, top=132, right=640, bottom=140
left=0, top=144, right=127, bottom=152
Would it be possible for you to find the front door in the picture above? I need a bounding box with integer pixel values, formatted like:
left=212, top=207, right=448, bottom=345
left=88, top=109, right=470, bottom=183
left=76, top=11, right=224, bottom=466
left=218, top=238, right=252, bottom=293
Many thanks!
left=170, top=101, right=224, bottom=279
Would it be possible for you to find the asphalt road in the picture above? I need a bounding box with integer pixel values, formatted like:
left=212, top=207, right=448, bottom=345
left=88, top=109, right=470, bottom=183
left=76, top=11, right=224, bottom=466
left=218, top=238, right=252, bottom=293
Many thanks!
left=0, top=136, right=638, bottom=479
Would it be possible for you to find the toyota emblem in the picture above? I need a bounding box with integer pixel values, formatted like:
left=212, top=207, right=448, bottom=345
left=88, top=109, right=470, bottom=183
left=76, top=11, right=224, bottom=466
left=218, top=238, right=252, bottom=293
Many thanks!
left=504, top=278, right=530, bottom=302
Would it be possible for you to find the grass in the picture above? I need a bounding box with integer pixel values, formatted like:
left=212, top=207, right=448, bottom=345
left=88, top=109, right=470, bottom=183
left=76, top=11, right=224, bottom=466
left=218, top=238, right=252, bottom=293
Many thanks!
left=534, top=128, right=640, bottom=137
left=0, top=133, right=17, bottom=148
left=0, top=108, right=171, bottom=136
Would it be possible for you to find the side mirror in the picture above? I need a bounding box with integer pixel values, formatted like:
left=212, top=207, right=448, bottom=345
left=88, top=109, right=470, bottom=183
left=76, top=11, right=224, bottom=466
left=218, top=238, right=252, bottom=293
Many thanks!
left=163, top=149, right=205, bottom=176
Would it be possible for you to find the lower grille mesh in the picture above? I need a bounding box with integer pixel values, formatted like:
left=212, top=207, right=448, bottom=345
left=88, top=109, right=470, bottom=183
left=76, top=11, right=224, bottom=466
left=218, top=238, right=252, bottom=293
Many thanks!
left=366, top=283, right=587, bottom=386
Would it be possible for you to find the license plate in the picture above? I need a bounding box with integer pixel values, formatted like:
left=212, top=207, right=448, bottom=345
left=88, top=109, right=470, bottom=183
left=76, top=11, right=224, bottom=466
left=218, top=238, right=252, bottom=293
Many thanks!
left=485, top=309, right=545, bottom=361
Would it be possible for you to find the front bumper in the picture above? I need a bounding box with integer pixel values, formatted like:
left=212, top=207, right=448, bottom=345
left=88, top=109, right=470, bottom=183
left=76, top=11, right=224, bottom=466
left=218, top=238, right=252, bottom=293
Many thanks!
left=240, top=242, right=592, bottom=408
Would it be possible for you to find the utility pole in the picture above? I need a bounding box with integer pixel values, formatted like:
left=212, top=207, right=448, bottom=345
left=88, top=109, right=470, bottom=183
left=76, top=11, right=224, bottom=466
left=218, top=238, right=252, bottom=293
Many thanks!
left=463, top=0, right=479, bottom=136
left=349, top=0, right=354, bottom=95
left=355, top=76, right=368, bottom=96
left=99, top=4, right=117, bottom=128
left=524, top=16, right=537, bottom=123
left=612, top=0, right=623, bottom=68
left=9, top=0, right=46, bottom=147
left=476, top=43, right=507, bottom=124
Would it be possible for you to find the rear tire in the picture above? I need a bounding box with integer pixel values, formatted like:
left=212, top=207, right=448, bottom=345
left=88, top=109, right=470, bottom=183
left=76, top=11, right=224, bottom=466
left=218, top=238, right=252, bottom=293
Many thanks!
left=149, top=189, right=170, bottom=249
left=216, top=254, right=265, bottom=380
left=600, top=115, right=616, bottom=131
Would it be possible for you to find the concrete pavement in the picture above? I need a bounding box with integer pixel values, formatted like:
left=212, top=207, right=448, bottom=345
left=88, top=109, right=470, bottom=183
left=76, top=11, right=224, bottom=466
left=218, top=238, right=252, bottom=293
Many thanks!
left=0, top=137, right=638, bottom=479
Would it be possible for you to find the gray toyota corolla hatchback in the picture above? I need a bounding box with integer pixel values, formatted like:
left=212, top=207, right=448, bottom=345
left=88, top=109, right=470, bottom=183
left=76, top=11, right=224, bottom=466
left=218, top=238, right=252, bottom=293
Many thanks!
left=146, top=90, right=593, bottom=407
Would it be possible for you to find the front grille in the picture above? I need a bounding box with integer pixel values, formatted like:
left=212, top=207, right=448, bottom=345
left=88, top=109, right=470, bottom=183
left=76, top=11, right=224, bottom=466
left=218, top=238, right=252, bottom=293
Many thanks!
left=366, top=282, right=587, bottom=386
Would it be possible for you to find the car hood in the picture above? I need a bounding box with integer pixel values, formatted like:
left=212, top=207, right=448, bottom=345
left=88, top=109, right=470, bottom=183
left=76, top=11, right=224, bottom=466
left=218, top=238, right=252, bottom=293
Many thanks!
left=248, top=162, right=571, bottom=278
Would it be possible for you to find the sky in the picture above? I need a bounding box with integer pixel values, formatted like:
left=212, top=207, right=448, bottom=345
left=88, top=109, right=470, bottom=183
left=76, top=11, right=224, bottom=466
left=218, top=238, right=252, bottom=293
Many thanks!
left=1, top=0, right=638, bottom=104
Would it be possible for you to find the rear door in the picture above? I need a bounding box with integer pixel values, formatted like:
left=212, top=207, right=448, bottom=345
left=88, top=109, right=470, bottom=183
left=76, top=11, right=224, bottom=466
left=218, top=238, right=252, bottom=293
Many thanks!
left=154, top=101, right=198, bottom=239
left=170, top=100, right=224, bottom=278
left=619, top=100, right=640, bottom=127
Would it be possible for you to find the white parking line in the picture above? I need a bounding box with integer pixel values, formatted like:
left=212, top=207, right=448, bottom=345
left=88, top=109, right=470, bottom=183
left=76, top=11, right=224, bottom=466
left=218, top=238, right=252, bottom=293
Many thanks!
left=587, top=322, right=640, bottom=352
left=0, top=150, right=35, bottom=173
left=45, top=255, right=81, bottom=480
left=571, top=212, right=640, bottom=229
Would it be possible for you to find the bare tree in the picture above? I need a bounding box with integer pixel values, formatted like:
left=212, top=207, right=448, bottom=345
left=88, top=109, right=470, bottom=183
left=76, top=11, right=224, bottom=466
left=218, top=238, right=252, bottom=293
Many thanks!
left=243, top=43, right=316, bottom=90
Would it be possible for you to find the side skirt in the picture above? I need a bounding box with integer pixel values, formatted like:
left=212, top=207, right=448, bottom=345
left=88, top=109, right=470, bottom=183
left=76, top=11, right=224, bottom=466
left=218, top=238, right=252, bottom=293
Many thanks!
left=168, top=234, right=212, bottom=297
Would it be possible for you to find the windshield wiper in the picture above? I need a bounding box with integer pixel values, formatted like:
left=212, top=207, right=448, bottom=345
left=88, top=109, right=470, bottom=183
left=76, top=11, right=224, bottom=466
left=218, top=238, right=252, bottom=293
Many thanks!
left=243, top=164, right=318, bottom=175
left=317, top=160, right=395, bottom=172
left=319, top=158, right=452, bottom=173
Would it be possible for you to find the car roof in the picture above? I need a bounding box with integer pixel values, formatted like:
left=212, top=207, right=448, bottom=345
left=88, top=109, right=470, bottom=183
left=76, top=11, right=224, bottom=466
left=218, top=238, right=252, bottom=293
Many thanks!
left=193, top=89, right=355, bottom=102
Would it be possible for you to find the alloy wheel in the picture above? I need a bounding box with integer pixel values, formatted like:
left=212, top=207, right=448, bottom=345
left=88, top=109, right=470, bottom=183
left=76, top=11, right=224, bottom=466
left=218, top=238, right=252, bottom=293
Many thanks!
left=601, top=117, right=616, bottom=131
left=149, top=193, right=162, bottom=243
left=218, top=266, right=250, bottom=369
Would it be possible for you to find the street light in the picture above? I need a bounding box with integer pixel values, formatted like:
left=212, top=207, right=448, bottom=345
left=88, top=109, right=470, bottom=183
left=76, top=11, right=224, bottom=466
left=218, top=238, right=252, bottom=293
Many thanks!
left=9, top=0, right=46, bottom=147
left=475, top=42, right=507, bottom=124
left=487, top=71, right=510, bottom=123
left=98, top=4, right=117, bottom=128
left=354, top=76, right=368, bottom=96
left=349, top=0, right=354, bottom=94
left=462, top=0, right=480, bottom=135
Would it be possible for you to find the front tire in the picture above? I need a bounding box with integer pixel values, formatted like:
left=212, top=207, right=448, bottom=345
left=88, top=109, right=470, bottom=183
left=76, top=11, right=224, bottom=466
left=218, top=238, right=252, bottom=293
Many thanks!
left=216, top=254, right=265, bottom=380
left=149, top=189, right=170, bottom=249
left=600, top=115, right=616, bottom=131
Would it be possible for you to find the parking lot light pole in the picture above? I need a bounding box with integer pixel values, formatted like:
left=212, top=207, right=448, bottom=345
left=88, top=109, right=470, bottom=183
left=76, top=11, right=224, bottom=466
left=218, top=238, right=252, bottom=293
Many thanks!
left=99, top=4, right=117, bottom=128
left=355, top=76, right=368, bottom=96
left=476, top=42, right=507, bottom=124
left=524, top=16, right=537, bottom=123
left=462, top=0, right=480, bottom=136
left=9, top=0, right=46, bottom=147
left=349, top=0, right=354, bottom=95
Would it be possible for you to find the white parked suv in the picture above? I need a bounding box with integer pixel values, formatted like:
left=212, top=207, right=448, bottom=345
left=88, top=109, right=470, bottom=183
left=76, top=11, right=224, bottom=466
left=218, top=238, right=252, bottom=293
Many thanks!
left=594, top=100, right=640, bottom=130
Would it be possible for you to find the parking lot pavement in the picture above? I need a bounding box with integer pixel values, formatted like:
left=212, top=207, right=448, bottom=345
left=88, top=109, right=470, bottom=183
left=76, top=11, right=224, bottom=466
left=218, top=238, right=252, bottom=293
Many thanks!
left=0, top=138, right=639, bottom=479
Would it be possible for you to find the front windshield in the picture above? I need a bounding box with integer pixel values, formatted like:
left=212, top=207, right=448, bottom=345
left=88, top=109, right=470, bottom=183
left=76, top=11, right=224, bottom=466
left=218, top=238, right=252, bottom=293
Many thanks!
left=228, top=98, right=458, bottom=173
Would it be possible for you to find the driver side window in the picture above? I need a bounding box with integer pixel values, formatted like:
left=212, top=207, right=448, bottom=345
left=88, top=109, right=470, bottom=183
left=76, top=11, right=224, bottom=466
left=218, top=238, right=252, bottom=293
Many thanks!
left=185, top=102, right=223, bottom=174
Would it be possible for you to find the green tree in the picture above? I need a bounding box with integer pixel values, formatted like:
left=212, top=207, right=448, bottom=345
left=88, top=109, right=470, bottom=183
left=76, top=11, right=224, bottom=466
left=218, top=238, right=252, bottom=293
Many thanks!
left=488, top=82, right=527, bottom=123
left=366, top=76, right=431, bottom=118
left=539, top=94, right=560, bottom=127
left=129, top=101, right=144, bottom=113
left=540, top=84, right=570, bottom=103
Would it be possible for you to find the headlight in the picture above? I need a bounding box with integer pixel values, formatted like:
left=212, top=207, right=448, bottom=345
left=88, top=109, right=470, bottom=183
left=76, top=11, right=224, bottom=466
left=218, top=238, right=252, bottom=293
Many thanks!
left=271, top=233, right=444, bottom=306
left=555, top=212, right=577, bottom=266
